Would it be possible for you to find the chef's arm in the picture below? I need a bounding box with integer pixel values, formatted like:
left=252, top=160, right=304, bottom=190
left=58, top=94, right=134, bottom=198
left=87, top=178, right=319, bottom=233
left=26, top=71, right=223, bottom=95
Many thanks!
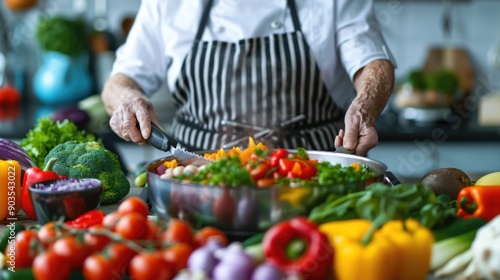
left=352, top=59, right=395, bottom=127
left=338, top=59, right=394, bottom=155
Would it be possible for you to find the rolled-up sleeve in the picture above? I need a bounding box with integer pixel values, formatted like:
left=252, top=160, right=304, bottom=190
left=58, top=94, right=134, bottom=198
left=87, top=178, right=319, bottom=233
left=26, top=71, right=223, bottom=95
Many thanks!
left=111, top=0, right=171, bottom=96
left=336, top=0, right=397, bottom=80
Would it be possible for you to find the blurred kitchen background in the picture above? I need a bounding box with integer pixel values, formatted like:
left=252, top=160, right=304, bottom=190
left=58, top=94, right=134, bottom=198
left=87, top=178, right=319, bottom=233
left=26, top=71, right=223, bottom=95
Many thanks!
left=0, top=0, right=499, bottom=182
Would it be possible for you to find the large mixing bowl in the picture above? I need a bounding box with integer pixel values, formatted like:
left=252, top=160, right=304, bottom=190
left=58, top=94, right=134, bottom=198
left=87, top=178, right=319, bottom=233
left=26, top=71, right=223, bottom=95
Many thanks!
left=146, top=150, right=387, bottom=236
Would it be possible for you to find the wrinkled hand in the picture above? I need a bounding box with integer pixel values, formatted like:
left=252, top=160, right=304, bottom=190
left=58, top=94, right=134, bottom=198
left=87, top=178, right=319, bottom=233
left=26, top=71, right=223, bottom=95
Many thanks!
left=334, top=99, right=378, bottom=156
left=109, top=92, right=158, bottom=146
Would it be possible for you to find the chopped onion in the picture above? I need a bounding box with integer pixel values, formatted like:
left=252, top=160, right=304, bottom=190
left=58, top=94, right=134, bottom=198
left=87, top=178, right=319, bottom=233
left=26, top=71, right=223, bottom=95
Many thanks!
left=31, top=178, right=102, bottom=192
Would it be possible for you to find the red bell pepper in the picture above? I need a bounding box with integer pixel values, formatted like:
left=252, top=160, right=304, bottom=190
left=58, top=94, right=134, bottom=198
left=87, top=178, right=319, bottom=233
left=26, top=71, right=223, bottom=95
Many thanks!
left=263, top=216, right=334, bottom=279
left=457, top=186, right=500, bottom=222
left=21, top=157, right=66, bottom=220
left=65, top=210, right=105, bottom=229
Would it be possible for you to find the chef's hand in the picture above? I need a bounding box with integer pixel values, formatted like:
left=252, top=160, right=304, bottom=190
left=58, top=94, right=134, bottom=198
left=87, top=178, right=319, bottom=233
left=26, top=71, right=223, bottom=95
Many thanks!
left=334, top=98, right=378, bottom=156
left=335, top=59, right=394, bottom=156
left=104, top=74, right=159, bottom=146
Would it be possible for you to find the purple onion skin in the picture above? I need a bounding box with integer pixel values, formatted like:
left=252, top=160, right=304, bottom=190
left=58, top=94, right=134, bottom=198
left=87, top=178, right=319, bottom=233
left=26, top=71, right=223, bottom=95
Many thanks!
left=251, top=263, right=285, bottom=280
left=0, top=138, right=36, bottom=171
left=213, top=245, right=256, bottom=280
left=187, top=247, right=218, bottom=275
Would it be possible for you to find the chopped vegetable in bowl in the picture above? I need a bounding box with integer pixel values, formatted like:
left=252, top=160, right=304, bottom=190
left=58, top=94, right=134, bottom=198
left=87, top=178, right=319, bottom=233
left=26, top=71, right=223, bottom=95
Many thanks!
left=156, top=144, right=377, bottom=189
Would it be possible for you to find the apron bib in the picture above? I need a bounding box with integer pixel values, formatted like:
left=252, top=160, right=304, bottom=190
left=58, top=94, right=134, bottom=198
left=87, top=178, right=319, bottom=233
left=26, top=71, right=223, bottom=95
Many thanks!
left=171, top=0, right=343, bottom=151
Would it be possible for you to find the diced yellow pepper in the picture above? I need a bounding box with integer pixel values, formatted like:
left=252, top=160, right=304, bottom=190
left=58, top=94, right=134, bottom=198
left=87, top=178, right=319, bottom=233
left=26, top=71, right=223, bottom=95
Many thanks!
left=163, top=159, right=178, bottom=169
left=227, top=147, right=241, bottom=157
left=215, top=148, right=227, bottom=160
left=351, top=162, right=361, bottom=171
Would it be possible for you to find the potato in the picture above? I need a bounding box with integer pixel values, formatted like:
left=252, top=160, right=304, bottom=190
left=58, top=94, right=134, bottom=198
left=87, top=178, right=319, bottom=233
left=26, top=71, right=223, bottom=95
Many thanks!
left=475, top=171, right=500, bottom=186
left=420, top=168, right=471, bottom=200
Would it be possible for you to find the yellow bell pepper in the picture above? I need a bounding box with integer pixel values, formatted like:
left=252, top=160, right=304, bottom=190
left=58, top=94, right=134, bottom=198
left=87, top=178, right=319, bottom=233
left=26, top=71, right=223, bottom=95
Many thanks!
left=0, top=160, right=21, bottom=221
left=320, top=219, right=398, bottom=280
left=320, top=218, right=433, bottom=280
left=379, top=219, right=434, bottom=280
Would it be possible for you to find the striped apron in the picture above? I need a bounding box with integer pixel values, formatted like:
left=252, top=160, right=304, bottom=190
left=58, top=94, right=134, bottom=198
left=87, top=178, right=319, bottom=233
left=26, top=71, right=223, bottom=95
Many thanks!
left=171, top=0, right=344, bottom=151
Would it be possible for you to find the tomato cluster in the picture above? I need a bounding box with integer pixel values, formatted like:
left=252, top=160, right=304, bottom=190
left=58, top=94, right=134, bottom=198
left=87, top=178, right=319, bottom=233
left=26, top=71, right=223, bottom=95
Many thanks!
left=7, top=197, right=228, bottom=280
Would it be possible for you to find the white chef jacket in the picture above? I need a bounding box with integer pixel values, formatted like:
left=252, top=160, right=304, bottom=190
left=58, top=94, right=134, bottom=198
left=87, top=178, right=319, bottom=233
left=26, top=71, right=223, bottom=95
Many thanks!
left=111, top=0, right=396, bottom=110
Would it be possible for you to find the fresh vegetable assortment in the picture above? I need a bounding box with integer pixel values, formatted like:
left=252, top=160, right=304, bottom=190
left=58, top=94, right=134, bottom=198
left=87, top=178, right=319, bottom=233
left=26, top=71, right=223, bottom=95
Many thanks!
left=4, top=116, right=500, bottom=279
left=155, top=143, right=377, bottom=190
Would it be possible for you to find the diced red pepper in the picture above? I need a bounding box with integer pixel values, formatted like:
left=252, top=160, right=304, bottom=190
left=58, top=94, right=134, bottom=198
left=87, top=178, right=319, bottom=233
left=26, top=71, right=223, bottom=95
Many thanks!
left=65, top=210, right=105, bottom=229
left=279, top=158, right=317, bottom=179
left=269, top=149, right=289, bottom=167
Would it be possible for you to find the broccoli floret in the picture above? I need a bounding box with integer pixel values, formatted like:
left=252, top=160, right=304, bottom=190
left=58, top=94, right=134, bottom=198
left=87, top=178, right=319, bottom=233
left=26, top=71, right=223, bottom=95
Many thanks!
left=98, top=172, right=131, bottom=204
left=45, top=141, right=130, bottom=204
left=69, top=164, right=93, bottom=178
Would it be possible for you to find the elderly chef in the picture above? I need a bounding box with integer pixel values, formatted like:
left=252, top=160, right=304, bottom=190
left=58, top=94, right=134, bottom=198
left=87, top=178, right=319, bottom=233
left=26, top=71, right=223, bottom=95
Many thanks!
left=102, top=0, right=396, bottom=156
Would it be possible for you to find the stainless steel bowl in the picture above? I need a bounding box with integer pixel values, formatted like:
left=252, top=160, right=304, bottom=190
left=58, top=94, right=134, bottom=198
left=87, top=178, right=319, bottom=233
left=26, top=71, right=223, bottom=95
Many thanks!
left=146, top=150, right=387, bottom=235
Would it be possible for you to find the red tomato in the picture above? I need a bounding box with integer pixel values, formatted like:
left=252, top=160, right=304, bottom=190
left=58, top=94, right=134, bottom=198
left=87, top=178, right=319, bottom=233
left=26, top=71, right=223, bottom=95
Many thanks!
left=161, top=243, right=193, bottom=274
left=160, top=219, right=194, bottom=246
left=83, top=253, right=126, bottom=280
left=117, top=197, right=149, bottom=218
left=5, top=229, right=39, bottom=268
left=52, top=236, right=92, bottom=269
left=33, top=251, right=71, bottom=280
left=102, top=211, right=123, bottom=230
left=84, top=224, right=112, bottom=252
left=105, top=242, right=137, bottom=265
left=194, top=226, right=228, bottom=247
left=115, top=212, right=149, bottom=240
left=37, top=221, right=66, bottom=246
left=130, top=251, right=174, bottom=280
left=146, top=219, right=164, bottom=241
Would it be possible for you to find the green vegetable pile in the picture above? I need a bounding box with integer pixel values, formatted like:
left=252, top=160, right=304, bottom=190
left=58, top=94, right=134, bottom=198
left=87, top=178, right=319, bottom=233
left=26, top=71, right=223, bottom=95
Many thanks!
left=309, top=182, right=457, bottom=229
left=20, top=117, right=95, bottom=168
left=181, top=156, right=255, bottom=187
left=44, top=141, right=130, bottom=204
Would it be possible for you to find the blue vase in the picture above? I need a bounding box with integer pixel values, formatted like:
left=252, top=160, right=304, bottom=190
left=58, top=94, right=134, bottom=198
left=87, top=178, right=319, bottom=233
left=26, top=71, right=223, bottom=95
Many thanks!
left=33, top=51, right=93, bottom=105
